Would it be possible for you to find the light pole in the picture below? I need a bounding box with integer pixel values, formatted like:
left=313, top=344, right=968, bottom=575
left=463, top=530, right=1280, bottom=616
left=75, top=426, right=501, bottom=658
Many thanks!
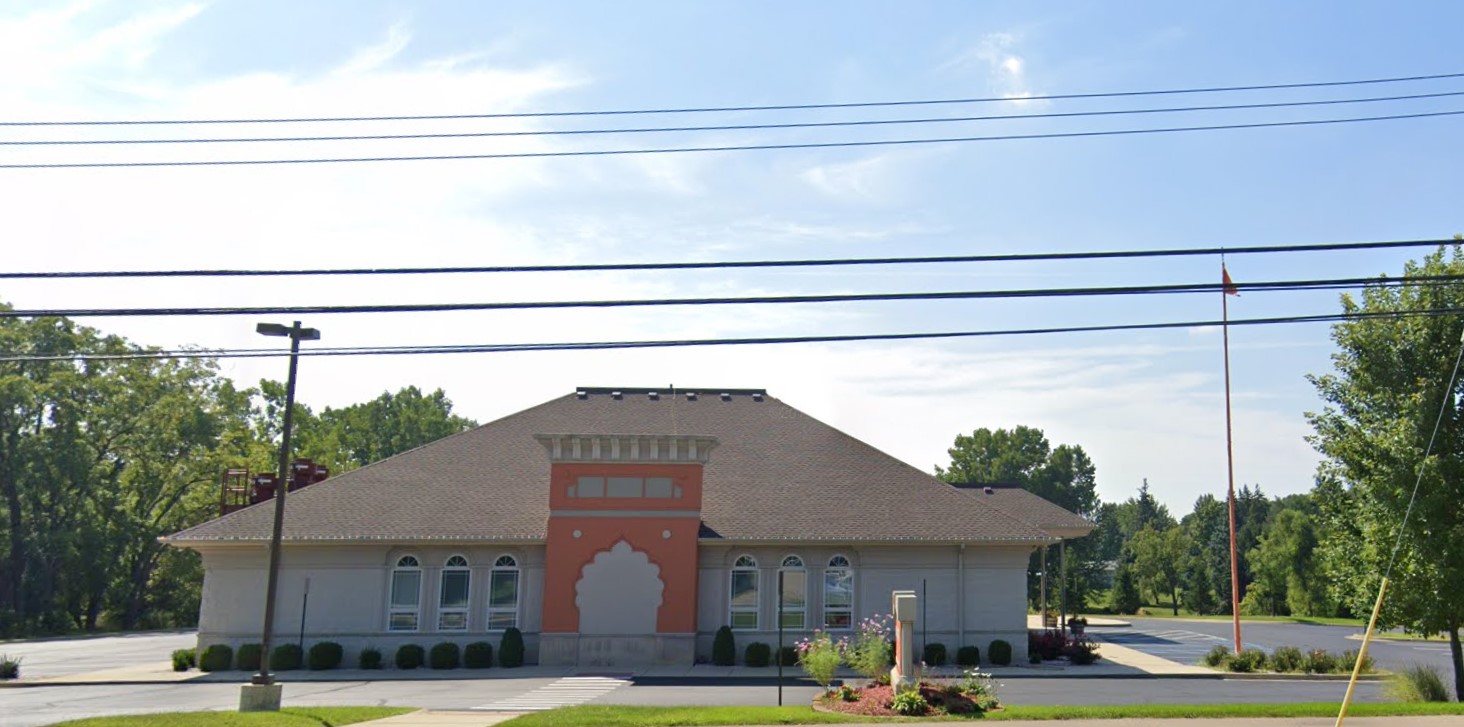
left=242, top=321, right=319, bottom=712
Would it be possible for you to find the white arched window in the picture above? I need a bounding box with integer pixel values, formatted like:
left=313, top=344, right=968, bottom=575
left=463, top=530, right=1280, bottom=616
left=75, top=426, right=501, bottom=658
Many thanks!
left=388, top=555, right=422, bottom=631
left=729, top=555, right=759, bottom=630
left=438, top=555, right=470, bottom=631
left=487, top=555, right=519, bottom=630
left=779, top=555, right=806, bottom=630
left=823, top=555, right=853, bottom=629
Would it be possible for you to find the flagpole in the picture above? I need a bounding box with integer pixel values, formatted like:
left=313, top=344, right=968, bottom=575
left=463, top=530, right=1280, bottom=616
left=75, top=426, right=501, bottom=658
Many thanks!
left=1222, top=263, right=1243, bottom=653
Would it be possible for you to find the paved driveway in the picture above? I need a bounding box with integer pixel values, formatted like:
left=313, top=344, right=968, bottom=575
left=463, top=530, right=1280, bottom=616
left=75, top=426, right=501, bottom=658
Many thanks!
left=0, top=631, right=197, bottom=680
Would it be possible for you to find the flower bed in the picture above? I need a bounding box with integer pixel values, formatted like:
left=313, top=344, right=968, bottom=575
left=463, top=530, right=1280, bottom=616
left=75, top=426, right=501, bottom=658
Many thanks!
left=815, top=682, right=982, bottom=717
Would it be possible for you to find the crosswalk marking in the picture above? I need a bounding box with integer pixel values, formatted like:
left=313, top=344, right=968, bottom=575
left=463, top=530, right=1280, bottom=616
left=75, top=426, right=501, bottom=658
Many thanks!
left=473, top=675, right=630, bottom=712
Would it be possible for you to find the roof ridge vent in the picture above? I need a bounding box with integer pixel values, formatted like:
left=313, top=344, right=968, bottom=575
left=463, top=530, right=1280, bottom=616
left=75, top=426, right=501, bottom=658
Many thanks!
left=720, top=392, right=731, bottom=401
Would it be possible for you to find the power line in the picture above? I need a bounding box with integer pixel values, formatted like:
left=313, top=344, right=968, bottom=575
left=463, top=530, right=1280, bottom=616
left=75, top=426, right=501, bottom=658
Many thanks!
left=2, top=274, right=1458, bottom=319
left=0, top=238, right=1450, bottom=281
left=10, top=90, right=1464, bottom=146
left=2, top=306, right=1459, bottom=363
left=5, top=70, right=1462, bottom=127
left=6, top=108, right=1463, bottom=169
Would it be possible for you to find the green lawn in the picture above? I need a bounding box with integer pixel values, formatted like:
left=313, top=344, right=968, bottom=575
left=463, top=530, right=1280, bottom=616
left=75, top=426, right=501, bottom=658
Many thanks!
left=45, top=707, right=413, bottom=727
left=498, top=703, right=1464, bottom=726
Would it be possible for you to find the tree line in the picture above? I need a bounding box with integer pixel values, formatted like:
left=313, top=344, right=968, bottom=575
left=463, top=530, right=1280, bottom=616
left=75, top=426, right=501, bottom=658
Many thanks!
left=937, top=242, right=1464, bottom=700
left=0, top=307, right=476, bottom=638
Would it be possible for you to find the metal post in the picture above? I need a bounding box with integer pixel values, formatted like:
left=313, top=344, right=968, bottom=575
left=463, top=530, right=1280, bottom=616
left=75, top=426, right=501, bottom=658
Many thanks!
left=777, top=571, right=784, bottom=706
left=298, top=577, right=310, bottom=650
left=1059, top=540, right=1067, bottom=633
left=253, top=326, right=303, bottom=686
left=1040, top=545, right=1048, bottom=628
left=921, top=579, right=927, bottom=659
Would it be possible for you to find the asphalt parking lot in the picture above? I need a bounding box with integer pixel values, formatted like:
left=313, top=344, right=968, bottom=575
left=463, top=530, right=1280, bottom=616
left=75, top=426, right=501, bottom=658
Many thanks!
left=1098, top=618, right=1457, bottom=675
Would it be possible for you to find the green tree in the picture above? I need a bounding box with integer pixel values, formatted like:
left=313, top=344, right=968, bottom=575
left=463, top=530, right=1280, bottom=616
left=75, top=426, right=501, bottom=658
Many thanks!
left=1246, top=508, right=1326, bottom=617
left=1130, top=525, right=1189, bottom=615
left=1307, top=243, right=1464, bottom=699
left=1182, top=494, right=1235, bottom=614
left=1181, top=555, right=1218, bottom=615
left=937, top=426, right=1100, bottom=611
left=1109, top=561, right=1141, bottom=615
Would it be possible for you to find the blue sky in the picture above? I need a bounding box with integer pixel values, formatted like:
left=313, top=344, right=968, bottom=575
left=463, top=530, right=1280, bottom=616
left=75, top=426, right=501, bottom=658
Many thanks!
left=2, top=1, right=1461, bottom=513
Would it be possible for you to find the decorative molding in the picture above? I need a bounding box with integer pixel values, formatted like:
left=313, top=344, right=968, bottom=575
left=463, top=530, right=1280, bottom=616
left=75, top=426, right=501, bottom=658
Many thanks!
left=535, top=434, right=719, bottom=464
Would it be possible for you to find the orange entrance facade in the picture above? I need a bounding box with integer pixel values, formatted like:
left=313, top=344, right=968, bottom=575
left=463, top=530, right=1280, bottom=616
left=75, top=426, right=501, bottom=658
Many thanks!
left=534, top=434, right=716, bottom=665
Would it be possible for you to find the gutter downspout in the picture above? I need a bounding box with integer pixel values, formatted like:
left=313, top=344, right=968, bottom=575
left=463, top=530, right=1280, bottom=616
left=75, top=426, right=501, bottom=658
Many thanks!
left=957, top=543, right=965, bottom=649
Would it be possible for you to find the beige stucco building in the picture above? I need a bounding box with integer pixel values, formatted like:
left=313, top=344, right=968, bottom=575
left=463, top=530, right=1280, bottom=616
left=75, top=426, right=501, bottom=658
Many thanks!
left=167, top=387, right=1092, bottom=667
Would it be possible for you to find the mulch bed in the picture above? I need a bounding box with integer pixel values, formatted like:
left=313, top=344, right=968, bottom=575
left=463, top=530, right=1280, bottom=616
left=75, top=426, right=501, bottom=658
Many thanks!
left=814, top=682, right=982, bottom=717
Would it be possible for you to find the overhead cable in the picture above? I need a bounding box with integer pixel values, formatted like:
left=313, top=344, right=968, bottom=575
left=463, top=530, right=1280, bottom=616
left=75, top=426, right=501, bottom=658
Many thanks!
left=9, top=90, right=1464, bottom=146
left=2, top=274, right=1459, bottom=319
left=0, top=238, right=1450, bottom=280
left=5, top=70, right=1462, bottom=126
left=1, top=306, right=1459, bottom=363
left=6, top=109, right=1463, bottom=169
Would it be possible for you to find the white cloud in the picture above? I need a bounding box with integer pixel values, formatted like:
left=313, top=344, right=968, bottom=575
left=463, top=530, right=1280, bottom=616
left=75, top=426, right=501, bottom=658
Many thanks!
left=800, top=154, right=892, bottom=199
left=940, top=31, right=1042, bottom=105
left=333, top=20, right=413, bottom=77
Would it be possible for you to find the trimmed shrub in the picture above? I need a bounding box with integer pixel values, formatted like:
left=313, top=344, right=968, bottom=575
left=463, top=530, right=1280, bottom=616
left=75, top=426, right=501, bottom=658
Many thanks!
left=430, top=642, right=461, bottom=670
left=270, top=644, right=303, bottom=671
left=464, top=642, right=493, bottom=669
left=359, top=647, right=383, bottom=670
left=922, top=642, right=947, bottom=667
left=1064, top=638, right=1101, bottom=665
left=236, top=643, right=263, bottom=671
left=171, top=648, right=195, bottom=672
left=745, top=642, right=772, bottom=667
left=395, top=644, right=425, bottom=670
left=0, top=654, right=21, bottom=680
left=988, top=639, right=1013, bottom=666
left=712, top=626, right=736, bottom=666
left=499, top=628, right=525, bottom=668
left=1227, top=648, right=1267, bottom=673
left=778, top=646, right=798, bottom=667
left=199, top=644, right=233, bottom=672
left=1271, top=646, right=1304, bottom=673
left=1339, top=649, right=1376, bottom=675
left=308, top=642, right=343, bottom=671
left=956, top=645, right=980, bottom=667
left=1385, top=663, right=1450, bottom=702
left=1202, top=645, right=1231, bottom=668
left=1305, top=648, right=1337, bottom=674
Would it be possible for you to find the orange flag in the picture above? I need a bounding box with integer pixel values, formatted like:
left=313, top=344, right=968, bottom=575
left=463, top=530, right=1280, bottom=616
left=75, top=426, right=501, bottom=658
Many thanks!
left=1223, top=266, right=1240, bottom=296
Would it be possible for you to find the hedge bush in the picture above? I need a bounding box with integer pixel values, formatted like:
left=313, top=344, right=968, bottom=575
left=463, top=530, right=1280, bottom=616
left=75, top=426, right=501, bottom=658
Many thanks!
left=956, top=645, right=980, bottom=667
left=745, top=642, right=771, bottom=667
left=430, top=642, right=461, bottom=670
left=1227, top=648, right=1268, bottom=673
left=359, top=647, right=383, bottom=670
left=1271, top=646, right=1304, bottom=673
left=778, top=646, right=797, bottom=667
left=922, top=642, right=947, bottom=666
left=308, top=642, right=343, bottom=670
left=500, top=628, right=525, bottom=668
left=270, top=644, right=303, bottom=671
left=712, top=626, right=736, bottom=666
left=464, top=642, right=493, bottom=669
left=199, top=644, right=232, bottom=672
left=171, top=648, right=195, bottom=672
left=236, top=643, right=263, bottom=671
left=1340, top=648, right=1376, bottom=675
left=1306, top=648, right=1337, bottom=674
left=1203, top=645, right=1231, bottom=668
left=988, top=639, right=1012, bottom=666
left=0, top=654, right=19, bottom=680
left=395, top=644, right=425, bottom=670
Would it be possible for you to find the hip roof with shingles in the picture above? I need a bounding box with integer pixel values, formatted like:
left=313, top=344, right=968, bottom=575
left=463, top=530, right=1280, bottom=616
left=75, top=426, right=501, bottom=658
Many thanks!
left=168, top=388, right=1057, bottom=545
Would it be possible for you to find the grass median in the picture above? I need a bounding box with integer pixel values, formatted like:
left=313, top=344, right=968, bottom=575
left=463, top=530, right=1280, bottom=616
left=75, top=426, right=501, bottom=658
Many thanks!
left=46, top=706, right=413, bottom=727
left=498, top=702, right=1464, bottom=726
